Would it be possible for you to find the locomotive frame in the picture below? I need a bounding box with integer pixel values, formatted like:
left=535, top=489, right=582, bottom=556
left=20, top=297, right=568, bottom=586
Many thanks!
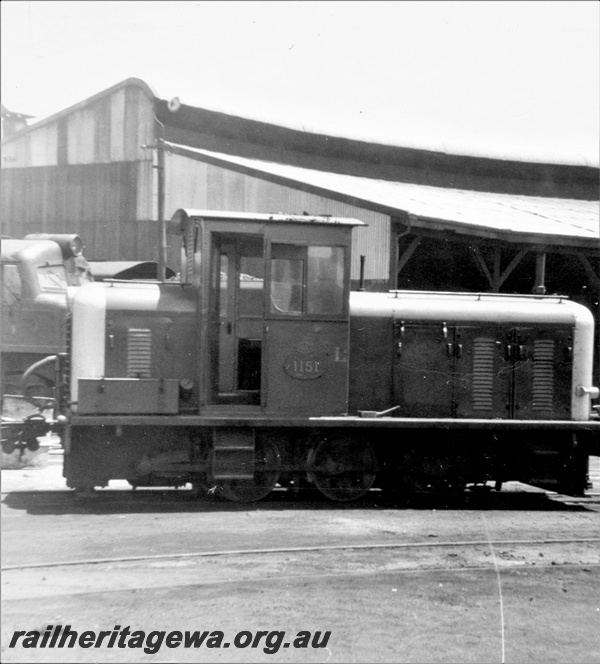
left=61, top=210, right=600, bottom=501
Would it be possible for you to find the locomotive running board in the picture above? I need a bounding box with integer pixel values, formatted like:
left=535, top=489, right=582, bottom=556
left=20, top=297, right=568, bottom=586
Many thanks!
left=69, top=414, right=600, bottom=431
left=313, top=417, right=600, bottom=431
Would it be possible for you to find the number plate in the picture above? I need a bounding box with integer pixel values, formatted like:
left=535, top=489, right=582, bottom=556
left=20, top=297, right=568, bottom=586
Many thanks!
left=283, top=354, right=326, bottom=380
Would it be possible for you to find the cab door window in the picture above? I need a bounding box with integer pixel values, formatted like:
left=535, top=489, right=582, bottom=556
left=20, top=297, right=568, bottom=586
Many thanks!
left=270, top=245, right=305, bottom=314
left=212, top=236, right=264, bottom=404
left=238, top=256, right=265, bottom=316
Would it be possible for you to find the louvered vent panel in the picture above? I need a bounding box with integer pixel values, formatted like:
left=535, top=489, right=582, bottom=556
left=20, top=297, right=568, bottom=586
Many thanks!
left=127, top=328, right=152, bottom=378
left=532, top=339, right=554, bottom=412
left=472, top=338, right=495, bottom=410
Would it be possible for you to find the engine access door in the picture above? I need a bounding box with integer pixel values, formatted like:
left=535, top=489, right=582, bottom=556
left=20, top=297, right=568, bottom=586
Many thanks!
left=510, top=327, right=573, bottom=420
left=392, top=323, right=454, bottom=418
left=452, top=325, right=573, bottom=420
left=452, top=326, right=510, bottom=419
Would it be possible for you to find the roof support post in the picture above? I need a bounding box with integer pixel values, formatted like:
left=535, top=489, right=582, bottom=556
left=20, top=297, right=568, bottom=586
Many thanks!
left=143, top=135, right=169, bottom=280
left=533, top=253, right=547, bottom=294
left=156, top=138, right=167, bottom=281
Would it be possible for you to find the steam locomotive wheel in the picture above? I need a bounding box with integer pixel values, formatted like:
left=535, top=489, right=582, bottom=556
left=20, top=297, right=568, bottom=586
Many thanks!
left=217, top=440, right=281, bottom=503
left=308, top=436, right=377, bottom=502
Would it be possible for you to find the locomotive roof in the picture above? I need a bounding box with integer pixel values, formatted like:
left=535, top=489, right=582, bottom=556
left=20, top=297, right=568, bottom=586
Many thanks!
left=171, top=208, right=365, bottom=227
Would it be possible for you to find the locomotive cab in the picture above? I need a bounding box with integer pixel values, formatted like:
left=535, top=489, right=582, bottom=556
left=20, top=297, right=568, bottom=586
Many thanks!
left=171, top=209, right=362, bottom=416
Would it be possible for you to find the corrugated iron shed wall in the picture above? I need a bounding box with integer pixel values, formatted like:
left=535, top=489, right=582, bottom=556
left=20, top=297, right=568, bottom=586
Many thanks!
left=2, top=83, right=154, bottom=167
left=1, top=80, right=156, bottom=260
left=163, top=153, right=391, bottom=285
left=1, top=163, right=140, bottom=257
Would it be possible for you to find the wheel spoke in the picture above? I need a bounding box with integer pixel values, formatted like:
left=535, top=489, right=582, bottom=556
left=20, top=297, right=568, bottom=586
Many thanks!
left=309, top=437, right=377, bottom=502
left=217, top=440, right=281, bottom=502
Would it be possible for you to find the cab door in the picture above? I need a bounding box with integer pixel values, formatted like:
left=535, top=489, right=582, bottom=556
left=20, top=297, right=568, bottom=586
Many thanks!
left=211, top=236, right=265, bottom=406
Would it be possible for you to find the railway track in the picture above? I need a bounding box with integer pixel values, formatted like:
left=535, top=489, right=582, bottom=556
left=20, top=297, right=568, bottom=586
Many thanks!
left=3, top=536, right=599, bottom=573
left=3, top=460, right=598, bottom=664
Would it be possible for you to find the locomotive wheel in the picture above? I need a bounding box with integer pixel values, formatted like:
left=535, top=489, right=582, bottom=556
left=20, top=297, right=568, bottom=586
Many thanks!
left=308, top=436, right=377, bottom=502
left=217, top=439, right=281, bottom=503
left=190, top=473, right=214, bottom=497
left=404, top=452, right=465, bottom=493
left=190, top=444, right=215, bottom=497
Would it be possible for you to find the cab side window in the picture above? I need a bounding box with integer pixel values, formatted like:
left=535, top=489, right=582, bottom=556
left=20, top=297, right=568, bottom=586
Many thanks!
left=306, top=246, right=344, bottom=315
left=270, top=244, right=345, bottom=316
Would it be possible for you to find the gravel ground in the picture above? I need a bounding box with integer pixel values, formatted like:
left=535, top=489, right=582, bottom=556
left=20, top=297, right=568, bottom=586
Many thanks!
left=2, top=455, right=599, bottom=663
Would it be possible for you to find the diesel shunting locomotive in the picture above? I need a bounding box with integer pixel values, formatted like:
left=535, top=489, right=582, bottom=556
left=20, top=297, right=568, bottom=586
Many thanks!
left=59, top=210, right=600, bottom=501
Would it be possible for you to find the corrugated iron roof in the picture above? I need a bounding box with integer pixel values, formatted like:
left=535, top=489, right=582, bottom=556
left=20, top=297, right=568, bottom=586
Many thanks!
left=4, top=78, right=596, bottom=198
left=156, top=97, right=599, bottom=193
left=169, top=143, right=599, bottom=248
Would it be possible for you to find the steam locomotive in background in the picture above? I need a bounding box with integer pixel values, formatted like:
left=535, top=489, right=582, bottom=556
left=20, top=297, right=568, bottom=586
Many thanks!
left=1, top=234, right=175, bottom=405
left=1, top=233, right=175, bottom=461
left=1, top=234, right=88, bottom=401
left=59, top=209, right=599, bottom=501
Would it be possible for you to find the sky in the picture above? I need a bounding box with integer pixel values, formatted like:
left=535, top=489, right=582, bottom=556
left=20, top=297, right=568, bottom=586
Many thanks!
left=1, top=0, right=599, bottom=165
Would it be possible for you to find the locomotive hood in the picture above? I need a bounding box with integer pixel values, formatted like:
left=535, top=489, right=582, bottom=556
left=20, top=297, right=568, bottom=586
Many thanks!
left=349, top=290, right=593, bottom=328
left=349, top=290, right=597, bottom=421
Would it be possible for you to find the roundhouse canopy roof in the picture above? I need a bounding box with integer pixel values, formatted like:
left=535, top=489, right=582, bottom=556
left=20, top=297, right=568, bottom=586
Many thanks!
left=154, top=92, right=598, bottom=200
left=166, top=143, right=600, bottom=250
